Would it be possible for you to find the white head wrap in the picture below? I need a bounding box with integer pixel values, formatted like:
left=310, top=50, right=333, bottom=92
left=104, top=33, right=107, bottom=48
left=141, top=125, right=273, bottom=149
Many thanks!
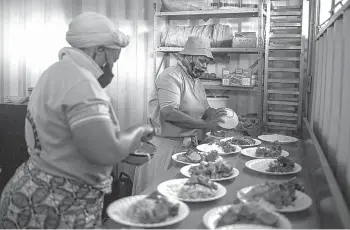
left=66, top=12, right=129, bottom=49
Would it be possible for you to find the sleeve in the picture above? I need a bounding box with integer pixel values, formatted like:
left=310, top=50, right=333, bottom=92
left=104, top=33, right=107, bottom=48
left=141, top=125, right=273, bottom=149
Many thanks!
left=156, top=73, right=182, bottom=110
left=61, top=80, right=112, bottom=129
left=197, top=80, right=210, bottom=110
left=203, top=95, right=210, bottom=111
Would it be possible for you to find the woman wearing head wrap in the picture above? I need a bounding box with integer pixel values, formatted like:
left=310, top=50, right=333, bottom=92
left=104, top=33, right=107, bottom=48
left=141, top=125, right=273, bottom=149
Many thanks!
left=0, top=12, right=154, bottom=229
left=133, top=36, right=227, bottom=195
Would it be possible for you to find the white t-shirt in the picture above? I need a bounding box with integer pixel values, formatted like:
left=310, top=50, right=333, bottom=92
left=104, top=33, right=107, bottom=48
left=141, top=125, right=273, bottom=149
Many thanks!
left=148, top=61, right=210, bottom=137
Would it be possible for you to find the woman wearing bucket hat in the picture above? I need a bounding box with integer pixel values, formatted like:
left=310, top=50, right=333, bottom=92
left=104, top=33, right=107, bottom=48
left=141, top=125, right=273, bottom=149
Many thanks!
left=0, top=12, right=155, bottom=229
left=133, top=36, right=227, bottom=195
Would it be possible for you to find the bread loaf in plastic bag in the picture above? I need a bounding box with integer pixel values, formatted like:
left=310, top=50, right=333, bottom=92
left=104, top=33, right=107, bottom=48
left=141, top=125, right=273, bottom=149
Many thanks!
left=161, top=0, right=212, bottom=11
left=160, top=24, right=233, bottom=47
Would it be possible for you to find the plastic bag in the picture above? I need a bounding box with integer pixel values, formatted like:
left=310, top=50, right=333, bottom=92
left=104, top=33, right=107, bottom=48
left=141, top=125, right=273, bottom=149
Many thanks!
left=161, top=0, right=212, bottom=11
left=161, top=24, right=232, bottom=47
left=102, top=172, right=133, bottom=220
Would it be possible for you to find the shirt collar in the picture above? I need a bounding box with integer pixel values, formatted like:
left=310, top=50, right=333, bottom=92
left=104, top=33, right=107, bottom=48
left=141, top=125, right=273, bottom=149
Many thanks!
left=58, top=47, right=103, bottom=79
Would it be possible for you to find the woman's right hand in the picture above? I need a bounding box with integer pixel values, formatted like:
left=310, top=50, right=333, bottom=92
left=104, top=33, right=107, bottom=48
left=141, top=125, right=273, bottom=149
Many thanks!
left=140, top=124, right=156, bottom=143
left=204, top=113, right=226, bottom=129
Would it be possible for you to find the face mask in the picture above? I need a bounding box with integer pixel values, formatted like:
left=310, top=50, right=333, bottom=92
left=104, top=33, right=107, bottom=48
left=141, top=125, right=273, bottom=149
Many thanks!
left=97, top=51, right=114, bottom=88
left=190, top=61, right=206, bottom=78
left=98, top=62, right=114, bottom=88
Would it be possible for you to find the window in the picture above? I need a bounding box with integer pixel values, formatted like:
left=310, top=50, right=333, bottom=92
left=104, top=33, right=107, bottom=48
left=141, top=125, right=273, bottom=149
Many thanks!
left=333, top=0, right=348, bottom=13
left=319, top=0, right=332, bottom=26
left=318, top=0, right=348, bottom=30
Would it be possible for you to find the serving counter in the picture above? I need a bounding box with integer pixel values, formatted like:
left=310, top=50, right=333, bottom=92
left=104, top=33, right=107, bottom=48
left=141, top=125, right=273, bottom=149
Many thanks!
left=105, top=138, right=322, bottom=229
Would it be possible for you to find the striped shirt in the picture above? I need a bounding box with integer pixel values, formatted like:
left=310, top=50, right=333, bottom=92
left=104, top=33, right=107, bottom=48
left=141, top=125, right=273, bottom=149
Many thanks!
left=25, top=47, right=119, bottom=186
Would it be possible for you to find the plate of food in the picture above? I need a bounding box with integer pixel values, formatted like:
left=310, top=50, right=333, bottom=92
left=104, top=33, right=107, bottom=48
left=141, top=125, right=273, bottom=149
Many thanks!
left=245, top=156, right=302, bottom=175
left=172, top=149, right=223, bottom=165
left=241, top=141, right=289, bottom=159
left=237, top=178, right=312, bottom=212
left=216, top=224, right=277, bottom=229
left=157, top=175, right=227, bottom=202
left=180, top=160, right=239, bottom=181
left=202, top=203, right=292, bottom=229
left=221, top=136, right=262, bottom=148
left=107, top=192, right=189, bottom=228
left=258, top=134, right=298, bottom=144
left=196, top=141, right=242, bottom=156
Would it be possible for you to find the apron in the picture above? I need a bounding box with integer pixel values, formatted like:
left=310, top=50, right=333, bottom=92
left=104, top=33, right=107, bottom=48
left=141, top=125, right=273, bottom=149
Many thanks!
left=132, top=63, right=208, bottom=195
left=0, top=109, right=112, bottom=229
left=132, top=136, right=198, bottom=195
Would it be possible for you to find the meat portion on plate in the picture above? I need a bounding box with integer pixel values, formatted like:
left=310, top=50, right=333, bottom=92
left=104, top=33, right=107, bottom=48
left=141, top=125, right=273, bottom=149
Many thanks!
left=177, top=148, right=220, bottom=163
left=127, top=191, right=179, bottom=224
left=255, top=141, right=282, bottom=158
left=216, top=203, right=279, bottom=228
left=243, top=178, right=305, bottom=209
left=228, top=136, right=256, bottom=146
left=189, top=160, right=234, bottom=179
left=267, top=156, right=295, bottom=173
left=207, top=140, right=237, bottom=153
left=178, top=175, right=218, bottom=200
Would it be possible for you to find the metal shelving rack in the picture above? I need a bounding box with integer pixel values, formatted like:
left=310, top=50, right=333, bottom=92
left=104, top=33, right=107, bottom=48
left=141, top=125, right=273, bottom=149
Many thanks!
left=153, top=0, right=267, bottom=127
left=263, top=0, right=306, bottom=135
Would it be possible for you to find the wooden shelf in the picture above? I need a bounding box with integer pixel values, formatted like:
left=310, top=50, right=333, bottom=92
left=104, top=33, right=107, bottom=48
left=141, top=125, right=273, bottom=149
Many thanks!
left=203, top=84, right=260, bottom=92
left=269, top=46, right=302, bottom=50
left=155, top=8, right=265, bottom=19
left=270, top=34, right=301, bottom=38
left=266, top=121, right=298, bottom=129
left=272, top=5, right=302, bottom=10
left=271, top=22, right=302, bottom=27
left=269, top=57, right=300, bottom=61
left=271, top=11, right=302, bottom=16
left=156, top=47, right=261, bottom=53
left=269, top=68, right=300, bottom=72
left=268, top=79, right=300, bottom=84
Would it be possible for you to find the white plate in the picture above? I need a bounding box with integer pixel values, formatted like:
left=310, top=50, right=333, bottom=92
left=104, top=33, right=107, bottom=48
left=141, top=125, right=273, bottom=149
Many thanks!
left=202, top=204, right=292, bottom=229
left=241, top=147, right=289, bottom=159
left=237, top=185, right=313, bottom=212
left=245, top=159, right=302, bottom=175
left=221, top=137, right=262, bottom=148
left=107, top=195, right=189, bottom=228
left=217, top=224, right=276, bottom=229
left=218, top=108, right=239, bottom=129
left=180, top=164, right=240, bottom=181
left=172, top=152, right=224, bottom=165
left=258, top=134, right=298, bottom=144
left=196, top=143, right=242, bottom=155
left=157, top=178, right=227, bottom=202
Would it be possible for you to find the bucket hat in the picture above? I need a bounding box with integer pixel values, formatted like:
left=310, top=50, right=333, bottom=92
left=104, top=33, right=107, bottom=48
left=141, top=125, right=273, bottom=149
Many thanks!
left=179, top=36, right=214, bottom=61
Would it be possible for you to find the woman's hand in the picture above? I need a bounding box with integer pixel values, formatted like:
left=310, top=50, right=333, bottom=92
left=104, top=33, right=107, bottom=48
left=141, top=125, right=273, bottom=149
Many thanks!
left=140, top=124, right=156, bottom=143
left=202, top=108, right=227, bottom=129
left=204, top=115, right=225, bottom=130
left=123, top=125, right=155, bottom=166
left=211, top=108, right=227, bottom=119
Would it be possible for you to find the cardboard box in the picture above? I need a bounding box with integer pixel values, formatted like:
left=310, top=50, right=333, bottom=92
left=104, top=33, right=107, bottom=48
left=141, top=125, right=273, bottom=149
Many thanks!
left=222, top=68, right=251, bottom=86
left=232, top=32, right=257, bottom=48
